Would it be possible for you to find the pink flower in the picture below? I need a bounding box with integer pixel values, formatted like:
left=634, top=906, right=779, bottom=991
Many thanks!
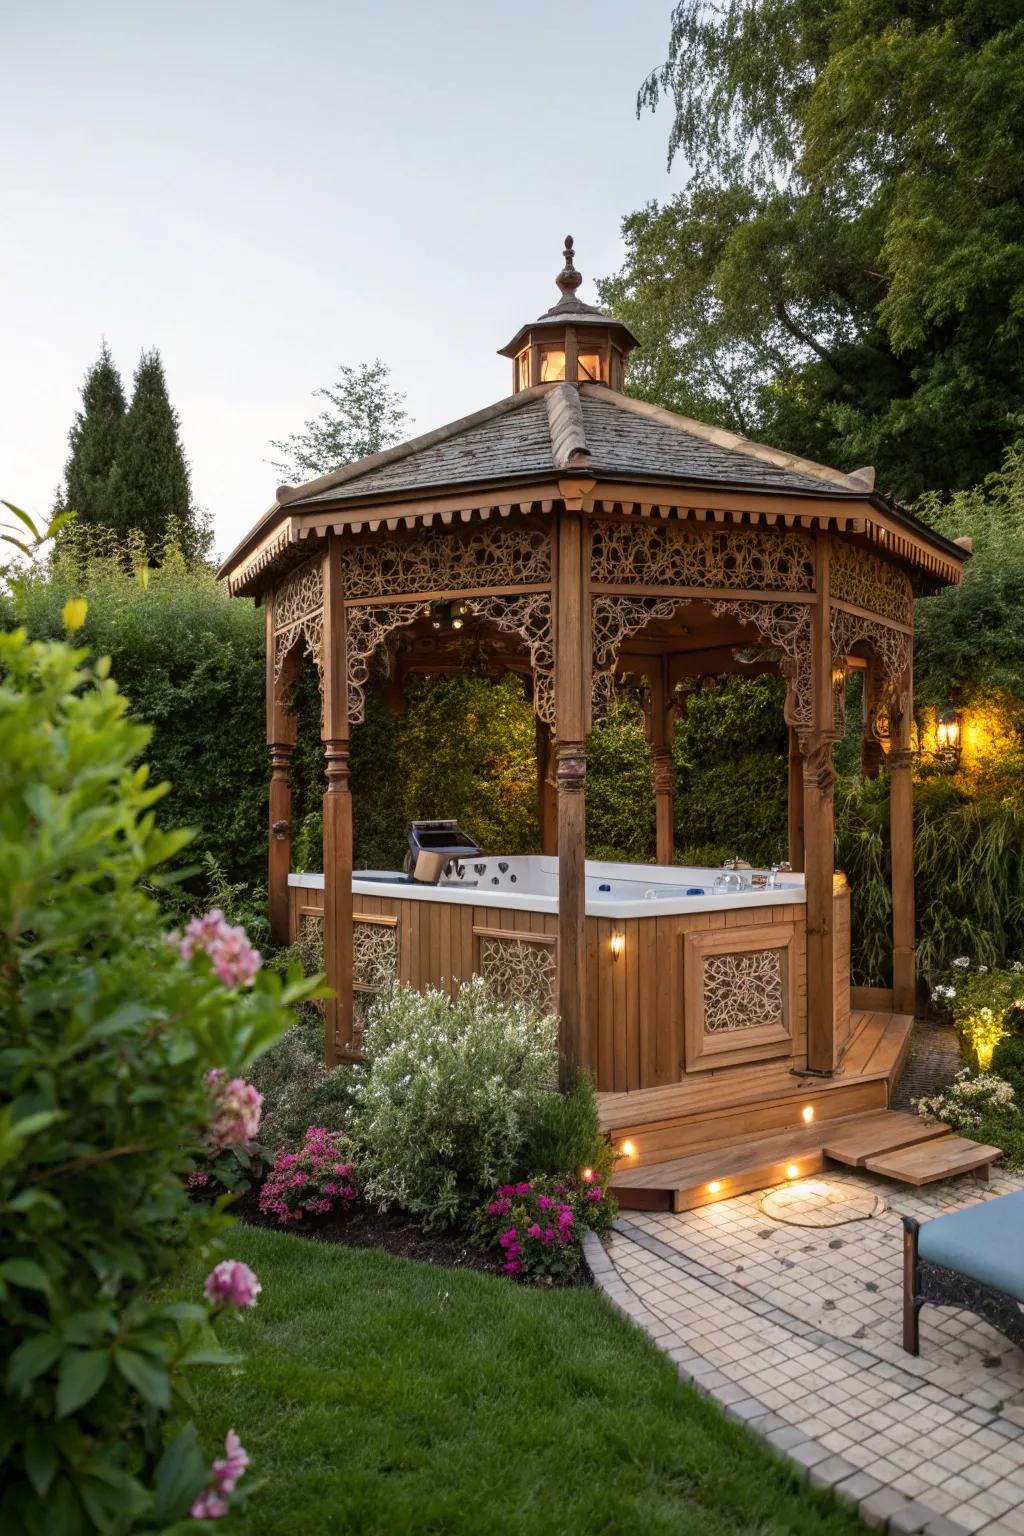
left=503, top=1260, right=523, bottom=1274
left=174, top=909, right=262, bottom=988
left=514, top=1182, right=532, bottom=1195
left=526, top=1223, right=542, bottom=1240
left=211, top=1429, right=249, bottom=1496
left=498, top=1228, right=519, bottom=1250
left=487, top=1198, right=511, bottom=1217
left=587, top=1186, right=603, bottom=1203
left=204, top=1259, right=262, bottom=1309
left=207, top=1075, right=263, bottom=1149
left=187, top=1170, right=211, bottom=1189
left=191, top=1489, right=228, bottom=1520
left=537, top=1194, right=554, bottom=1211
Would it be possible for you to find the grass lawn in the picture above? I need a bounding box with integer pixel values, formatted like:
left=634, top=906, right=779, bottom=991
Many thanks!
left=173, top=1226, right=867, bottom=1536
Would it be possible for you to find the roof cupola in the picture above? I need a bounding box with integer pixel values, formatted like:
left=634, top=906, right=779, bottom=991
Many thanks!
left=499, top=235, right=639, bottom=394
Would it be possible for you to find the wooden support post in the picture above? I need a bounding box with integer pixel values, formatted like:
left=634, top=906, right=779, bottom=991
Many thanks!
left=536, top=717, right=558, bottom=856
left=266, top=605, right=297, bottom=946
left=554, top=509, right=591, bottom=1083
left=650, top=656, right=675, bottom=868
left=787, top=727, right=804, bottom=872
left=861, top=659, right=885, bottom=780
left=802, top=533, right=838, bottom=1075
left=321, top=536, right=354, bottom=1067
left=890, top=662, right=916, bottom=1015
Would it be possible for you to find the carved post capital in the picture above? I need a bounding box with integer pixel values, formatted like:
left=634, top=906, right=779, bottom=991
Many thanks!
left=800, top=738, right=837, bottom=797
left=324, top=740, right=351, bottom=793
left=888, top=747, right=914, bottom=772
left=651, top=746, right=674, bottom=794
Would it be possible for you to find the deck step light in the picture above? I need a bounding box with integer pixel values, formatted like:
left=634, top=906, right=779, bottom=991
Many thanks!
left=785, top=1164, right=800, bottom=1180
left=802, top=1105, right=815, bottom=1124
left=708, top=1180, right=722, bottom=1195
left=620, top=1139, right=636, bottom=1159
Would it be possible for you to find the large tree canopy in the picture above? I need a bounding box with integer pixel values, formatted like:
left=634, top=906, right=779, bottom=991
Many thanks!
left=600, top=1, right=1024, bottom=500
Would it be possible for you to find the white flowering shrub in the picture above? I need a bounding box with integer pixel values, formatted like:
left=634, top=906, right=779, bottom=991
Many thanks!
left=351, top=978, right=558, bottom=1228
left=918, top=1072, right=1017, bottom=1131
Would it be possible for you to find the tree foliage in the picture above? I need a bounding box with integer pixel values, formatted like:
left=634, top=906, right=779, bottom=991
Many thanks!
left=58, top=346, right=209, bottom=562
left=59, top=343, right=126, bottom=530
left=269, top=359, right=409, bottom=483
left=601, top=2, right=1024, bottom=498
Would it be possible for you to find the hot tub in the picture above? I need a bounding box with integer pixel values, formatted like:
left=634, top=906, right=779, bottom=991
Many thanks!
left=287, top=857, right=852, bottom=1092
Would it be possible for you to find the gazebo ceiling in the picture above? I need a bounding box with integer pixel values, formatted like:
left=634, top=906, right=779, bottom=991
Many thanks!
left=218, top=238, right=969, bottom=600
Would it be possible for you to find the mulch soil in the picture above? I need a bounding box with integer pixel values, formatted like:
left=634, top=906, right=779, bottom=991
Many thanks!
left=232, top=1190, right=593, bottom=1284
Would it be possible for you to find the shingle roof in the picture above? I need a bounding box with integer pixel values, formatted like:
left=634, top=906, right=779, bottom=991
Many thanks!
left=287, top=384, right=862, bottom=509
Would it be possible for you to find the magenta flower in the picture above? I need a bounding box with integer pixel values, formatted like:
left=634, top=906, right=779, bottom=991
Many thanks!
left=191, top=1489, right=228, bottom=1520
left=514, top=1181, right=532, bottom=1195
left=173, top=909, right=262, bottom=987
left=487, top=1198, right=511, bottom=1217
left=498, top=1227, right=519, bottom=1250
left=503, top=1259, right=523, bottom=1274
left=526, top=1222, right=542, bottom=1240
left=204, top=1259, right=261, bottom=1309
left=258, top=1127, right=358, bottom=1226
left=187, top=1170, right=211, bottom=1189
left=587, top=1185, right=603, bottom=1203
left=537, top=1194, right=554, bottom=1211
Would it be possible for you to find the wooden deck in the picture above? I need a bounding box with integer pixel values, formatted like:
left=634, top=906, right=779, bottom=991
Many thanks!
left=606, top=1009, right=918, bottom=1208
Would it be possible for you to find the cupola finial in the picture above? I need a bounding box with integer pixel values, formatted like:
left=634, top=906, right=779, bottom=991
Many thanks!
left=555, top=235, right=583, bottom=304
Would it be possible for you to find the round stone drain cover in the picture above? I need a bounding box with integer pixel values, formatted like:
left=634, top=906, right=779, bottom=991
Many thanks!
left=760, top=1179, right=886, bottom=1227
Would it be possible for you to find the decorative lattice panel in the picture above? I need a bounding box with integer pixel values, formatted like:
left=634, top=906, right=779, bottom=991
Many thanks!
left=478, top=935, right=556, bottom=1013
left=703, top=948, right=785, bottom=1034
left=830, top=607, right=912, bottom=737
left=830, top=541, right=914, bottom=627
left=591, top=595, right=682, bottom=711
left=346, top=602, right=433, bottom=721
left=340, top=524, right=551, bottom=598
left=462, top=592, right=555, bottom=726
left=589, top=522, right=815, bottom=593
left=710, top=599, right=814, bottom=744
left=273, top=558, right=324, bottom=679
left=297, top=911, right=324, bottom=973
left=353, top=920, right=399, bottom=991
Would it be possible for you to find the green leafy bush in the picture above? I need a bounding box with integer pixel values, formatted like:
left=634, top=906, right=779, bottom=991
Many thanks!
left=249, top=1008, right=360, bottom=1151
left=351, top=978, right=557, bottom=1229
left=517, top=1071, right=615, bottom=1190
left=992, top=1035, right=1024, bottom=1099
left=0, top=627, right=314, bottom=1532
left=586, top=695, right=656, bottom=861
left=916, top=1074, right=1024, bottom=1169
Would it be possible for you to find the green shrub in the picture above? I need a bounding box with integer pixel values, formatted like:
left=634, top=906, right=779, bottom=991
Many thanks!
left=351, top=978, right=557, bottom=1229
left=0, top=627, right=314, bottom=1531
left=916, top=1074, right=1024, bottom=1169
left=991, top=1034, right=1024, bottom=1098
left=586, top=695, right=656, bottom=861
left=474, top=1173, right=616, bottom=1281
left=250, top=1008, right=360, bottom=1151
left=517, top=1071, right=615, bottom=1189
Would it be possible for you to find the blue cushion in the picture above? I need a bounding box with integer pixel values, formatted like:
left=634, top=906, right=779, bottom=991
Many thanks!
left=918, top=1191, right=1024, bottom=1301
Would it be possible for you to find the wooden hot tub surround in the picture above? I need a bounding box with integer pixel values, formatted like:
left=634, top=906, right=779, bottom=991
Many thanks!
left=218, top=235, right=967, bottom=1147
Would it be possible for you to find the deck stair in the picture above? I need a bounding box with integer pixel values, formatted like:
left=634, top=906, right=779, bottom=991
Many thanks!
left=612, top=1111, right=1004, bottom=1211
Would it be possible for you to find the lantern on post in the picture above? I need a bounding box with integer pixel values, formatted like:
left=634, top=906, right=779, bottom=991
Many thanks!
left=934, top=702, right=963, bottom=768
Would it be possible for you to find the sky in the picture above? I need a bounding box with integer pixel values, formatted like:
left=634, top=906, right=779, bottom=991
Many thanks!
left=1, top=0, right=682, bottom=560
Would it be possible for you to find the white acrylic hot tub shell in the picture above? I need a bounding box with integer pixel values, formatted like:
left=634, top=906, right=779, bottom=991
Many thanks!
left=289, top=855, right=805, bottom=920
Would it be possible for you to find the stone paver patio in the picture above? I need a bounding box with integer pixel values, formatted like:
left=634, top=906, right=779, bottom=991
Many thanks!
left=587, top=1167, right=1024, bottom=1535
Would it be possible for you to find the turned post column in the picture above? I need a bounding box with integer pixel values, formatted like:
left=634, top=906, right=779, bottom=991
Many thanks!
left=554, top=506, right=591, bottom=1084
left=861, top=659, right=885, bottom=780
left=320, top=536, right=355, bottom=1067
left=266, top=605, right=297, bottom=946
left=890, top=663, right=916, bottom=1014
left=787, top=726, right=804, bottom=872
left=536, top=716, right=559, bottom=855
left=802, top=532, right=839, bottom=1074
left=650, top=657, right=675, bottom=867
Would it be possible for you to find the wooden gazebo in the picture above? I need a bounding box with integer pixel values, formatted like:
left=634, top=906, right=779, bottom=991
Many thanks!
left=219, top=237, right=967, bottom=1190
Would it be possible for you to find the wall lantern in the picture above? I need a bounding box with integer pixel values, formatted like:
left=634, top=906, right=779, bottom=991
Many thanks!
left=933, top=700, right=963, bottom=769
left=610, top=932, right=625, bottom=962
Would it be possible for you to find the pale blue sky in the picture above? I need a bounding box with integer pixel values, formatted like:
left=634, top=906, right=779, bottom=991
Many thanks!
left=1, top=1, right=681, bottom=556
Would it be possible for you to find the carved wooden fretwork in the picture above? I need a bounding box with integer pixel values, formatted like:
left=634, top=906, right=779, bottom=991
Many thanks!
left=462, top=592, right=555, bottom=726
left=346, top=602, right=433, bottom=721
left=831, top=540, right=914, bottom=627
left=830, top=607, right=913, bottom=739
left=340, top=523, right=551, bottom=598
left=703, top=948, right=785, bottom=1034
left=589, top=521, right=815, bottom=593
left=272, top=558, right=324, bottom=679
left=591, top=595, right=682, bottom=711
left=478, top=934, right=556, bottom=1014
left=709, top=600, right=814, bottom=744
left=297, top=911, right=325, bottom=975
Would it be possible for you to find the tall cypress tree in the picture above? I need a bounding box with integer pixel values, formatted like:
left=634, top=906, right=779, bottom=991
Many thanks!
left=106, top=349, right=209, bottom=561
left=60, top=342, right=126, bottom=525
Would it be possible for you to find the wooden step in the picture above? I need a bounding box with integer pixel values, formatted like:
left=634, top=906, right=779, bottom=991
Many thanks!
left=823, top=1113, right=950, bottom=1167
left=865, top=1136, right=1003, bottom=1186
left=613, top=1110, right=908, bottom=1212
